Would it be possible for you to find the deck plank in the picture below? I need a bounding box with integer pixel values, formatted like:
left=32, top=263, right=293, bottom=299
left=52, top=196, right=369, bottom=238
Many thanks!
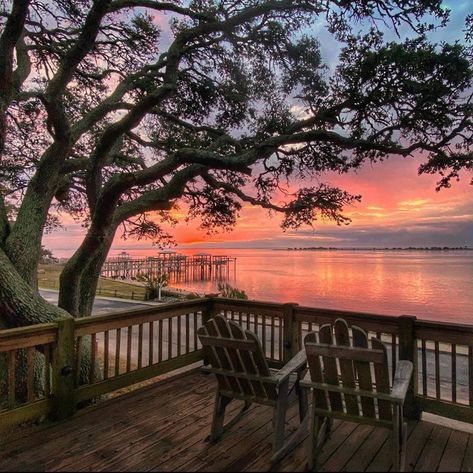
left=343, top=426, right=391, bottom=472
left=414, top=424, right=451, bottom=472
left=461, top=435, right=473, bottom=472
left=438, top=430, right=469, bottom=472
left=320, top=425, right=375, bottom=472
left=0, top=371, right=471, bottom=473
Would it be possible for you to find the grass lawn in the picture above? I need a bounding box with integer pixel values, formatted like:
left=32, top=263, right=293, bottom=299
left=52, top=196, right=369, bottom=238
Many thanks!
left=38, top=263, right=149, bottom=301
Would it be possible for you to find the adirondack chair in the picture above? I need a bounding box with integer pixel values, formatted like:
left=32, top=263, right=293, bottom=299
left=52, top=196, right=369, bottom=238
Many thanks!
left=197, top=314, right=309, bottom=463
left=301, top=319, right=413, bottom=472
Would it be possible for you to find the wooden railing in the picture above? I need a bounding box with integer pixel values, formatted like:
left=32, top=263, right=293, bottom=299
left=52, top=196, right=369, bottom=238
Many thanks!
left=1, top=296, right=472, bottom=429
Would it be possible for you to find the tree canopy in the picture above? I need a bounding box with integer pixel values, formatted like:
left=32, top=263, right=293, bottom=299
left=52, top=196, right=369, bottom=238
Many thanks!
left=0, top=0, right=471, bottom=321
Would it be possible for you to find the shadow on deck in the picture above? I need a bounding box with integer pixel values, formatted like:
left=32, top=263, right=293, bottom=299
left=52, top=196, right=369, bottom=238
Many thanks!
left=1, top=370, right=472, bottom=472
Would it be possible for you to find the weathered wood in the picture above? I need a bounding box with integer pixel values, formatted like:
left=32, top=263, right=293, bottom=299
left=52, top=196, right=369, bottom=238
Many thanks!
left=167, top=318, right=172, bottom=360
left=452, top=343, right=457, bottom=403
left=198, top=314, right=308, bottom=463
left=282, top=303, right=299, bottom=362
left=306, top=342, right=386, bottom=364
left=149, top=322, right=154, bottom=364
left=352, top=325, right=376, bottom=418
left=2, top=371, right=471, bottom=473
left=26, top=346, right=34, bottom=403
left=138, top=323, right=143, bottom=368
left=0, top=399, right=54, bottom=431
left=115, top=328, right=121, bottom=377
left=8, top=349, right=15, bottom=408
left=334, top=319, right=359, bottom=416
left=74, top=300, right=209, bottom=337
left=435, top=341, right=441, bottom=400
left=398, top=315, right=420, bottom=420
left=74, top=350, right=203, bottom=404
left=0, top=323, right=57, bottom=352
left=126, top=327, right=132, bottom=372
left=318, top=323, right=343, bottom=412
left=303, top=319, right=412, bottom=472
left=371, top=338, right=392, bottom=421
left=90, top=333, right=97, bottom=383
left=104, top=330, right=109, bottom=379
left=198, top=335, right=258, bottom=352
left=421, top=339, right=427, bottom=397
left=417, top=396, right=473, bottom=424
left=51, top=317, right=75, bottom=420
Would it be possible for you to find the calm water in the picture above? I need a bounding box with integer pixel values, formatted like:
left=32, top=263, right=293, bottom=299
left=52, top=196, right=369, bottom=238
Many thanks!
left=115, top=248, right=473, bottom=323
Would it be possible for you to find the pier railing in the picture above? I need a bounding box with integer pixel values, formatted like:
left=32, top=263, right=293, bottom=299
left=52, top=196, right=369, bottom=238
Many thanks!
left=1, top=297, right=472, bottom=429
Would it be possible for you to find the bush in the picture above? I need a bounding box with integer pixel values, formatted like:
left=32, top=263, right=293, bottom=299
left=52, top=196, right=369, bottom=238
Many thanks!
left=217, top=282, right=248, bottom=300
left=137, top=272, right=169, bottom=300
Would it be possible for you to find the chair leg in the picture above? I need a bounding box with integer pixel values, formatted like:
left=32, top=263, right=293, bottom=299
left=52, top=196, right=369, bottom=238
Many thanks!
left=272, top=381, right=289, bottom=454
left=208, top=391, right=231, bottom=443
left=307, top=407, right=320, bottom=472
left=298, top=379, right=309, bottom=423
left=392, top=407, right=401, bottom=472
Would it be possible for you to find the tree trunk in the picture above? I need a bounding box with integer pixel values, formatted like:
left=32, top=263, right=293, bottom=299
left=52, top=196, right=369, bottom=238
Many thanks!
left=59, top=219, right=117, bottom=317
left=0, top=247, right=72, bottom=403
left=4, top=143, right=71, bottom=287
left=0, top=247, right=69, bottom=327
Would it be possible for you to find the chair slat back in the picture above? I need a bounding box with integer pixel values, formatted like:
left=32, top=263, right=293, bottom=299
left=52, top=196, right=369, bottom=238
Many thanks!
left=304, top=318, right=392, bottom=421
left=198, top=314, right=277, bottom=401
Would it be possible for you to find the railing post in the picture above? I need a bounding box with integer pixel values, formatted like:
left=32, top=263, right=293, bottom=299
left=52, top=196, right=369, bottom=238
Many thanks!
left=398, top=315, right=421, bottom=420
left=282, top=303, right=299, bottom=363
left=202, top=294, right=219, bottom=324
left=51, top=316, right=75, bottom=421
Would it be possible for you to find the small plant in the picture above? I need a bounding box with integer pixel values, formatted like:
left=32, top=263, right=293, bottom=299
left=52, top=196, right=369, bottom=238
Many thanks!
left=217, top=282, right=248, bottom=300
left=137, top=272, right=169, bottom=301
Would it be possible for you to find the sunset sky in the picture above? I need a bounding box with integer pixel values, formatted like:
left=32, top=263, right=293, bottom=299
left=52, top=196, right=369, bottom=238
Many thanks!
left=43, top=2, right=473, bottom=256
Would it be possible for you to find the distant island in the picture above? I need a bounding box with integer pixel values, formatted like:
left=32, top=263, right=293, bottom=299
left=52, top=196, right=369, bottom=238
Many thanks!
left=279, top=246, right=473, bottom=251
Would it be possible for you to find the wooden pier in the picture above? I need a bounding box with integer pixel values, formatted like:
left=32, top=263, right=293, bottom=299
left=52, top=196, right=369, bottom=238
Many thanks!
left=100, top=252, right=237, bottom=284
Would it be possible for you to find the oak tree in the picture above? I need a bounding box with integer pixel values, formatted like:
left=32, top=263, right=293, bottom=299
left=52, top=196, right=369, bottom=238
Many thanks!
left=0, top=0, right=471, bottom=334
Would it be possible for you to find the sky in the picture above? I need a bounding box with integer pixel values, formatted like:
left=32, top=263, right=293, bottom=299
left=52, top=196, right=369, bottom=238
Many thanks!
left=43, top=1, right=473, bottom=256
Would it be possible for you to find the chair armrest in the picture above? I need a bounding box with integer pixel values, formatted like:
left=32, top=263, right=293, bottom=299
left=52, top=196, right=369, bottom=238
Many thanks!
left=273, top=350, right=307, bottom=385
left=391, top=360, right=414, bottom=405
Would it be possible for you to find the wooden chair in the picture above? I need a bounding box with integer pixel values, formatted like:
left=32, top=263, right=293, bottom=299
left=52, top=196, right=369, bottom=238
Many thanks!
left=197, top=314, right=309, bottom=463
left=301, top=319, right=413, bottom=472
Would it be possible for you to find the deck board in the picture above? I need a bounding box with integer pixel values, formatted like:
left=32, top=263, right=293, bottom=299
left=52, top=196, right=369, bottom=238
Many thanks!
left=1, top=371, right=472, bottom=472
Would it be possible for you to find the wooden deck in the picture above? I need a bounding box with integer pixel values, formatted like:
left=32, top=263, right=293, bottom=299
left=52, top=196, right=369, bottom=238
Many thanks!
left=1, top=370, right=473, bottom=472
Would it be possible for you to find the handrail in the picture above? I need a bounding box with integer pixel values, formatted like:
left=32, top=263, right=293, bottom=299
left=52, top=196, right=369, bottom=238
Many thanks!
left=1, top=297, right=473, bottom=429
left=0, top=322, right=57, bottom=352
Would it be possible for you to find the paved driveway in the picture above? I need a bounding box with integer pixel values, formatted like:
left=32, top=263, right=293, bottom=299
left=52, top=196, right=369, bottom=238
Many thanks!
left=39, top=289, right=151, bottom=315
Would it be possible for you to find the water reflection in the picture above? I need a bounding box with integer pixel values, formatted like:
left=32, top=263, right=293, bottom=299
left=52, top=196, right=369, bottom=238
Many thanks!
left=118, top=248, right=473, bottom=323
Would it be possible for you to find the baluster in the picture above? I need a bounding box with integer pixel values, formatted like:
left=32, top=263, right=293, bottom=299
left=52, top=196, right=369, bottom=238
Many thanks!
left=469, top=346, right=473, bottom=407
left=138, top=324, right=143, bottom=369
left=158, top=319, right=163, bottom=362
left=149, top=322, right=154, bottom=365
left=90, top=334, right=97, bottom=383
left=177, top=315, right=182, bottom=357
left=27, top=347, right=34, bottom=403
left=262, top=315, right=267, bottom=358
left=126, top=327, right=132, bottom=372
left=422, top=339, right=427, bottom=397
left=452, top=344, right=457, bottom=403
left=186, top=314, right=190, bottom=354
left=44, top=344, right=51, bottom=395
left=8, top=350, right=16, bottom=408
left=391, top=334, right=397, bottom=383
left=279, top=318, right=283, bottom=361
left=104, top=331, right=110, bottom=380
left=193, top=312, right=198, bottom=351
left=115, top=328, right=121, bottom=376
left=75, top=336, right=83, bottom=386
left=168, top=318, right=173, bottom=360
left=435, top=341, right=440, bottom=400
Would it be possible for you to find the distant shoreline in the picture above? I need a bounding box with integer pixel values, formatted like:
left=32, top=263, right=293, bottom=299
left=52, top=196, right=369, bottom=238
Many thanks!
left=277, top=246, right=473, bottom=252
